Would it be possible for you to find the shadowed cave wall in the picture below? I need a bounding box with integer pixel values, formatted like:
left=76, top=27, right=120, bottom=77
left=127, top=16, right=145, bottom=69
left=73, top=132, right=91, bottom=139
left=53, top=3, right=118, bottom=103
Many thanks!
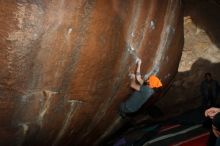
left=157, top=0, right=220, bottom=118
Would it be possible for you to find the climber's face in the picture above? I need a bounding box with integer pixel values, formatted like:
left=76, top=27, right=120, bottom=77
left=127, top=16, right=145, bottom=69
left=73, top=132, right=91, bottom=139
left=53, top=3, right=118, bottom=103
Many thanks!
left=205, top=75, right=211, bottom=81
left=205, top=73, right=212, bottom=81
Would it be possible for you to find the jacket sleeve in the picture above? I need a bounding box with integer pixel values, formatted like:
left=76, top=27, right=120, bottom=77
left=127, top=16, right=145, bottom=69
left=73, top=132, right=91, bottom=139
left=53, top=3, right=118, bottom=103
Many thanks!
left=216, top=81, right=220, bottom=95
left=200, top=82, right=205, bottom=96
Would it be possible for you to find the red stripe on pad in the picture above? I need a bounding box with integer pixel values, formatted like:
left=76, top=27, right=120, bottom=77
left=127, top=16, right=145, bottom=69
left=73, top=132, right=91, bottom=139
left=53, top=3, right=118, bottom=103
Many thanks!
left=159, top=124, right=181, bottom=133
left=170, top=132, right=209, bottom=146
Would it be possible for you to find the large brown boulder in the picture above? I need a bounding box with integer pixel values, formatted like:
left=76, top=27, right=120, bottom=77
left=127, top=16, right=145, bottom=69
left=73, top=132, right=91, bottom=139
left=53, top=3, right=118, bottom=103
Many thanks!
left=0, top=0, right=183, bottom=145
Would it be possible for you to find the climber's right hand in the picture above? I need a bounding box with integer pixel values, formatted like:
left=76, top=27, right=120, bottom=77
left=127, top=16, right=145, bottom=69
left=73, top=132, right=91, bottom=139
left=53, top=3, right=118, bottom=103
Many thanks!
left=136, top=58, right=142, bottom=65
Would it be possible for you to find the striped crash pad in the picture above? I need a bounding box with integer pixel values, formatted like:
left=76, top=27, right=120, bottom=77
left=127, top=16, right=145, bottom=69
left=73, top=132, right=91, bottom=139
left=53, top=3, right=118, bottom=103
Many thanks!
left=143, top=124, right=209, bottom=146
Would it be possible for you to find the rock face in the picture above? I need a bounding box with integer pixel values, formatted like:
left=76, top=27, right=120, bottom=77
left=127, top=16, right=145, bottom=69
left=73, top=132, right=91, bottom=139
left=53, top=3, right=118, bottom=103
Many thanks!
left=0, top=0, right=183, bottom=146
left=157, top=0, right=220, bottom=116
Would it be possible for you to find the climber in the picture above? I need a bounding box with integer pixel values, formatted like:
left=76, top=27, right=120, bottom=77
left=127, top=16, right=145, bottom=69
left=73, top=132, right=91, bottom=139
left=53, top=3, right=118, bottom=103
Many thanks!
left=119, top=58, right=163, bottom=118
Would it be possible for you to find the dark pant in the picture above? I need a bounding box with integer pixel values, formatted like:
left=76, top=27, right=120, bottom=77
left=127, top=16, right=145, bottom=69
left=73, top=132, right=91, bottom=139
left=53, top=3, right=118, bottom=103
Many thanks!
left=207, top=130, right=217, bottom=146
left=216, top=138, right=220, bottom=146
left=202, top=96, right=216, bottom=110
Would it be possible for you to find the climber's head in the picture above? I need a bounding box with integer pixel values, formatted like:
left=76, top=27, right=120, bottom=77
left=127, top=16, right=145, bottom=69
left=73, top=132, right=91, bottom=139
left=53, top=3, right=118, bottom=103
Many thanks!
left=204, top=72, right=212, bottom=81
left=145, top=75, right=163, bottom=89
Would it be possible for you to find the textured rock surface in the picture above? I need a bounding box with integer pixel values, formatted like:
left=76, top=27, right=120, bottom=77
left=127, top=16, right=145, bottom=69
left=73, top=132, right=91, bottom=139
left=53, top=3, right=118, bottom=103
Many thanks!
left=157, top=0, right=220, bottom=116
left=0, top=0, right=183, bottom=146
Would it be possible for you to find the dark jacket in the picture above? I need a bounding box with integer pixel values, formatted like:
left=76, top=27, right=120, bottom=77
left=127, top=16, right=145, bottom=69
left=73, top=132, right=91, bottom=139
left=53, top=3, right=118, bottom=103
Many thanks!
left=200, top=79, right=220, bottom=99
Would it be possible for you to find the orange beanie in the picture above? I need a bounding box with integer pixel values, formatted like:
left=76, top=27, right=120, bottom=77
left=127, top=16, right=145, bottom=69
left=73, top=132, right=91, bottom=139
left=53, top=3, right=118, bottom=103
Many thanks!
left=147, top=75, right=163, bottom=88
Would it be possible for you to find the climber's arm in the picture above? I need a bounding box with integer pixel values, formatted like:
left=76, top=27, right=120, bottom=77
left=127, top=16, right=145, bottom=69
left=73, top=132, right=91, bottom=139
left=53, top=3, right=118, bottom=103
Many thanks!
left=136, top=59, right=144, bottom=85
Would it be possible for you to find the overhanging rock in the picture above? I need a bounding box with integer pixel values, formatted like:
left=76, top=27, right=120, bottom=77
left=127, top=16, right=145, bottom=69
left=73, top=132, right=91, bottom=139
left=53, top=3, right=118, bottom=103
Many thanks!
left=0, top=0, right=183, bottom=145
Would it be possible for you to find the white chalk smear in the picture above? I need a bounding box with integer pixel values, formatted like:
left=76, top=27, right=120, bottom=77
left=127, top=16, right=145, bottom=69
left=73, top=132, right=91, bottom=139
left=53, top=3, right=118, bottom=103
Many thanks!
left=150, top=20, right=156, bottom=29
left=68, top=28, right=73, bottom=34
